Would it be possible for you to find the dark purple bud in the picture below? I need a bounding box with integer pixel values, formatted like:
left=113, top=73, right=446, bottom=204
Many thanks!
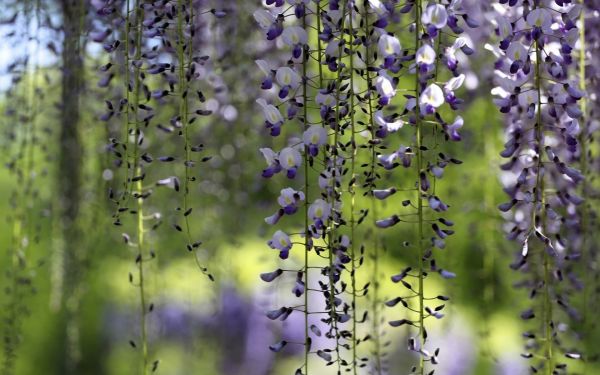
left=260, top=268, right=283, bottom=282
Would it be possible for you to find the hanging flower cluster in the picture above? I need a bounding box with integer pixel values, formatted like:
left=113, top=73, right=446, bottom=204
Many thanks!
left=492, top=0, right=585, bottom=372
left=257, top=0, right=474, bottom=374
left=367, top=1, right=475, bottom=374
left=95, top=0, right=220, bottom=372
left=256, top=1, right=373, bottom=373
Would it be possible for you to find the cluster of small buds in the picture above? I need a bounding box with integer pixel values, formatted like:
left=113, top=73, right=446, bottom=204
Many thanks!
left=491, top=0, right=585, bottom=373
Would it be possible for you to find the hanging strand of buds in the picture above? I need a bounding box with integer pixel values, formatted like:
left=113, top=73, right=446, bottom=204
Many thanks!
left=96, top=0, right=154, bottom=371
left=2, top=1, right=43, bottom=372
left=175, top=0, right=212, bottom=278
left=359, top=2, right=386, bottom=373
left=493, top=1, right=584, bottom=373
left=372, top=1, right=475, bottom=373
left=328, top=2, right=348, bottom=372
left=347, top=5, right=360, bottom=375
left=131, top=1, right=150, bottom=372
left=255, top=0, right=312, bottom=368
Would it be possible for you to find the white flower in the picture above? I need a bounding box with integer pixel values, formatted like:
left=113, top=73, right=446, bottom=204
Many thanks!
left=279, top=147, right=302, bottom=170
left=308, top=199, right=331, bottom=221
left=416, top=44, right=436, bottom=66
left=278, top=187, right=305, bottom=207
left=506, top=42, right=528, bottom=62
left=256, top=98, right=283, bottom=124
left=255, top=60, right=272, bottom=76
left=375, top=71, right=396, bottom=99
left=259, top=147, right=277, bottom=166
left=275, top=67, right=300, bottom=88
left=422, top=4, right=448, bottom=29
left=282, top=26, right=308, bottom=46
left=303, top=125, right=328, bottom=146
left=526, top=8, right=552, bottom=34
left=445, top=74, right=465, bottom=92
left=268, top=230, right=292, bottom=252
left=420, top=84, right=445, bottom=108
left=378, top=34, right=401, bottom=58
left=495, top=14, right=512, bottom=39
left=445, top=37, right=468, bottom=68
left=254, top=9, right=275, bottom=29
left=369, top=0, right=388, bottom=15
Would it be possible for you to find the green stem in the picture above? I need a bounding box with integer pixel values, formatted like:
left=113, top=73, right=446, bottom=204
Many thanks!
left=302, top=10, right=310, bottom=375
left=415, top=2, right=426, bottom=375
left=347, top=6, right=358, bottom=374
left=132, top=2, right=148, bottom=373
left=178, top=0, right=193, bottom=250
left=482, top=99, right=497, bottom=361
left=534, top=30, right=551, bottom=375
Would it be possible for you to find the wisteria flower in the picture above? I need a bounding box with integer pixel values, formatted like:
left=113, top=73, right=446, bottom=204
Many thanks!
left=416, top=44, right=436, bottom=72
left=282, top=26, right=308, bottom=58
left=277, top=187, right=305, bottom=214
left=420, top=84, right=444, bottom=115
left=375, top=110, right=404, bottom=136
left=376, top=71, right=396, bottom=105
left=257, top=98, right=284, bottom=136
left=275, top=67, right=301, bottom=98
left=316, top=91, right=337, bottom=119
left=422, top=3, right=448, bottom=34
left=526, top=8, right=552, bottom=39
left=260, top=147, right=281, bottom=178
left=279, top=146, right=302, bottom=178
left=254, top=9, right=282, bottom=40
left=268, top=230, right=292, bottom=259
left=308, top=199, right=331, bottom=229
left=444, top=74, right=465, bottom=108
left=302, top=125, right=328, bottom=156
left=256, top=59, right=274, bottom=89
left=378, top=151, right=398, bottom=170
left=445, top=116, right=463, bottom=141
left=378, top=34, right=401, bottom=69
left=445, top=37, right=469, bottom=72
left=506, top=42, right=528, bottom=73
